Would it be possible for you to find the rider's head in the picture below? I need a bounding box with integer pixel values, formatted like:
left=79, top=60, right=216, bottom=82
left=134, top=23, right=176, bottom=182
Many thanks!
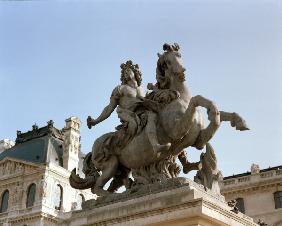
left=120, top=60, right=142, bottom=86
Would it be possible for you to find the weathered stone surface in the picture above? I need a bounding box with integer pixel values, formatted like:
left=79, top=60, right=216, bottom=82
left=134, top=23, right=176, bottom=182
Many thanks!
left=70, top=43, right=249, bottom=197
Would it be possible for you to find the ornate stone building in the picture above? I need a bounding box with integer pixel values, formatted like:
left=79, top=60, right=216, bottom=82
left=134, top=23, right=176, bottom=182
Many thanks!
left=220, top=164, right=282, bottom=226
left=0, top=117, right=95, bottom=226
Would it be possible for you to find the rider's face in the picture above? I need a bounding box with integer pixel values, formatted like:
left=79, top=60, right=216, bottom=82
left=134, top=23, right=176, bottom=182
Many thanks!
left=125, top=69, right=135, bottom=82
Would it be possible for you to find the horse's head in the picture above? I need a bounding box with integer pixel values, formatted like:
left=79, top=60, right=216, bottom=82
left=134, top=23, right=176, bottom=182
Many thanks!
left=156, top=43, right=186, bottom=89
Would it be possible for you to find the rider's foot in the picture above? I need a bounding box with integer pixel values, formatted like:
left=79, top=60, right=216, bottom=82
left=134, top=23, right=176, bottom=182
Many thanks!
left=153, top=143, right=171, bottom=153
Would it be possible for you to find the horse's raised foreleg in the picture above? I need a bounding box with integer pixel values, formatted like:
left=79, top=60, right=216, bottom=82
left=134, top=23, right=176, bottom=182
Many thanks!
left=176, top=95, right=220, bottom=140
left=173, top=95, right=220, bottom=141
left=169, top=95, right=220, bottom=155
left=190, top=95, right=221, bottom=150
left=220, top=111, right=249, bottom=131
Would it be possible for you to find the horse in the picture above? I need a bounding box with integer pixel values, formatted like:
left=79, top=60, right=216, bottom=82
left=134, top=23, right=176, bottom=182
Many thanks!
left=69, top=43, right=248, bottom=196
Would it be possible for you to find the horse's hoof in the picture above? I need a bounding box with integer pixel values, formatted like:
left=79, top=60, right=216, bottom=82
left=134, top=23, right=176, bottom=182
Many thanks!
left=235, top=121, right=250, bottom=131
left=232, top=113, right=250, bottom=131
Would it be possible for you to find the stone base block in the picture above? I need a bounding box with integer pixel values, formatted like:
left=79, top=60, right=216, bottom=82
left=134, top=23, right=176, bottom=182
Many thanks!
left=62, top=178, right=258, bottom=226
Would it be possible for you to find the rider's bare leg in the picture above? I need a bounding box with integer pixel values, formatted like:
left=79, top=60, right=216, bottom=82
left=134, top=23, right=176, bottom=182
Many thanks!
left=92, top=155, right=118, bottom=196
left=116, top=108, right=138, bottom=135
left=146, top=111, right=171, bottom=154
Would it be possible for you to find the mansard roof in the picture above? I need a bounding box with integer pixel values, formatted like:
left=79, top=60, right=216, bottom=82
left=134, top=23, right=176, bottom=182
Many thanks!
left=15, top=120, right=63, bottom=144
left=0, top=121, right=64, bottom=165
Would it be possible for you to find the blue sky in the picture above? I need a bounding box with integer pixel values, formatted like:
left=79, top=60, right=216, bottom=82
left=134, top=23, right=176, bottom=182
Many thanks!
left=0, top=0, right=281, bottom=177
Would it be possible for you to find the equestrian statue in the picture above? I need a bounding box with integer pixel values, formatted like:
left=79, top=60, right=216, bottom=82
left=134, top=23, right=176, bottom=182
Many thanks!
left=69, top=43, right=249, bottom=196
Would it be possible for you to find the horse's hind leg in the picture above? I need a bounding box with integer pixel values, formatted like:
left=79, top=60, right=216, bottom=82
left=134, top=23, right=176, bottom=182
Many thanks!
left=178, top=150, right=201, bottom=174
left=220, top=111, right=249, bottom=131
left=107, top=166, right=132, bottom=193
left=92, top=155, right=118, bottom=196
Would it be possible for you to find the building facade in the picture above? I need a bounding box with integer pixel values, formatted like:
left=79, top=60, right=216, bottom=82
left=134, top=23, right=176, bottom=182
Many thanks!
left=220, top=164, right=282, bottom=226
left=0, top=117, right=95, bottom=226
left=1, top=116, right=282, bottom=226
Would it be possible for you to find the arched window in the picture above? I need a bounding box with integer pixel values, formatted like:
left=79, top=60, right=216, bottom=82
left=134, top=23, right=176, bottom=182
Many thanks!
left=236, top=198, right=245, bottom=213
left=274, top=191, right=282, bottom=209
left=77, top=194, right=85, bottom=209
left=54, top=184, right=63, bottom=210
left=0, top=190, right=9, bottom=213
left=26, top=183, right=36, bottom=208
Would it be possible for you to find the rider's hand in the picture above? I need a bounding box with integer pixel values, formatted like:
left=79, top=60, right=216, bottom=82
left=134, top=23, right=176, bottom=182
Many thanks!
left=87, top=116, right=97, bottom=129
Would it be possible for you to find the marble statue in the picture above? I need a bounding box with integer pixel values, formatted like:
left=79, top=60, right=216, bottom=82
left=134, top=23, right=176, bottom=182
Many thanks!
left=70, top=43, right=249, bottom=196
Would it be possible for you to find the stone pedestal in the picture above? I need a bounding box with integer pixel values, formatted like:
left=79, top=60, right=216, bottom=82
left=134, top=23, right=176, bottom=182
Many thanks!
left=62, top=178, right=258, bottom=226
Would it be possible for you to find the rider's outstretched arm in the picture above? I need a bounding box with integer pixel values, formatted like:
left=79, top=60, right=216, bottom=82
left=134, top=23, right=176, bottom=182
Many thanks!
left=94, top=98, right=118, bottom=125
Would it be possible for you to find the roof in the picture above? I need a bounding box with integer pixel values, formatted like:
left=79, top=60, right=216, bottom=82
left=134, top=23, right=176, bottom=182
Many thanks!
left=0, top=137, right=48, bottom=163
left=0, top=122, right=64, bottom=165
left=15, top=121, right=63, bottom=144
left=224, top=165, right=282, bottom=180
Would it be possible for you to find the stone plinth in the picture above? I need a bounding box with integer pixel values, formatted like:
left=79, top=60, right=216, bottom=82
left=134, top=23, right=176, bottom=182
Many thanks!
left=62, top=178, right=258, bottom=226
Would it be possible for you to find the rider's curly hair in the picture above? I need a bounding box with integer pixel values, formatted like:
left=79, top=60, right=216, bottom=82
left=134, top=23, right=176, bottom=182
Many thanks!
left=120, top=60, right=142, bottom=86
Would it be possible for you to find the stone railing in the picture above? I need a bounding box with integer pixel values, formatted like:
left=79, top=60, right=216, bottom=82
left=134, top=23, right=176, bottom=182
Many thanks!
left=238, top=176, right=250, bottom=183
left=276, top=169, right=282, bottom=175
left=221, top=168, right=282, bottom=187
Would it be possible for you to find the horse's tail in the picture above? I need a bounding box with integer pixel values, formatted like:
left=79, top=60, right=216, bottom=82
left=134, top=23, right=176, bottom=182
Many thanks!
left=69, top=153, right=100, bottom=190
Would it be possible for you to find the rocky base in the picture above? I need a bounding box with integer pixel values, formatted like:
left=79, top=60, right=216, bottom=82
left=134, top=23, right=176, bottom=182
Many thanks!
left=82, top=177, right=225, bottom=210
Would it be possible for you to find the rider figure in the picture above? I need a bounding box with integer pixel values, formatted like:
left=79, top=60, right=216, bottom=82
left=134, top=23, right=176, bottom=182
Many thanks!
left=87, top=60, right=171, bottom=154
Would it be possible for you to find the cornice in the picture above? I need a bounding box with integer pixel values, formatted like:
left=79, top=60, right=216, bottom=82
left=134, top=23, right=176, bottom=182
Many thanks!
left=6, top=212, right=59, bottom=224
left=46, top=166, right=71, bottom=181
left=0, top=157, right=46, bottom=169
left=0, top=159, right=46, bottom=184
left=221, top=180, right=282, bottom=195
left=65, top=198, right=256, bottom=226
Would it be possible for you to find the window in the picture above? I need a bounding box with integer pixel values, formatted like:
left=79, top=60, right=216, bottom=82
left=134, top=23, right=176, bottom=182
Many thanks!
left=274, top=191, right=282, bottom=209
left=77, top=194, right=85, bottom=210
left=26, top=183, right=36, bottom=208
left=236, top=198, right=245, bottom=213
left=0, top=190, right=9, bottom=213
left=54, top=184, right=63, bottom=210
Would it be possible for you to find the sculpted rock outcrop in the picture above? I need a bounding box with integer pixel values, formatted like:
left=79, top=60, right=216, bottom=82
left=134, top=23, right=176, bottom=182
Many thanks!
left=194, top=143, right=221, bottom=195
left=70, top=43, right=249, bottom=196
